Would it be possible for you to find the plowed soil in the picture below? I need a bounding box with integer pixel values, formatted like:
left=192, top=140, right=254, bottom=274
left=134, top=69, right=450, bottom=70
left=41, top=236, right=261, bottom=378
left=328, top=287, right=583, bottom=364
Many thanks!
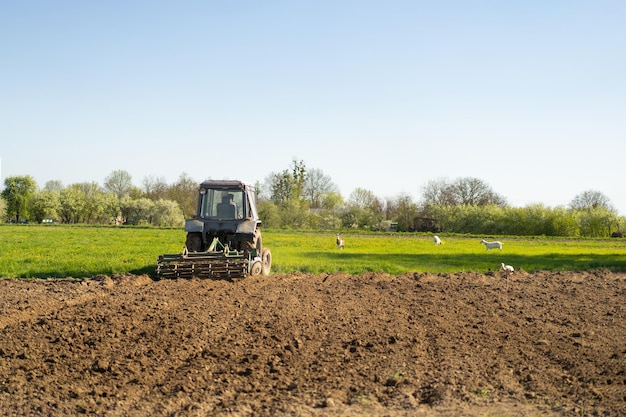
left=1, top=270, right=624, bottom=416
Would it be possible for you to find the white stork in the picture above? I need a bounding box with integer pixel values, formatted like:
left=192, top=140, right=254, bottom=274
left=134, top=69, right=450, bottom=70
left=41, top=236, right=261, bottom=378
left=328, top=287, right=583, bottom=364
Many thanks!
left=336, top=234, right=344, bottom=249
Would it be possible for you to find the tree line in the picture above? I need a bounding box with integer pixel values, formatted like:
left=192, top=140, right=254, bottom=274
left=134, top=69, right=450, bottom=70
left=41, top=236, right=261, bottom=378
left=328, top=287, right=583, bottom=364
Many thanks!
left=1, top=171, right=198, bottom=227
left=2, top=161, right=625, bottom=237
left=255, top=160, right=624, bottom=237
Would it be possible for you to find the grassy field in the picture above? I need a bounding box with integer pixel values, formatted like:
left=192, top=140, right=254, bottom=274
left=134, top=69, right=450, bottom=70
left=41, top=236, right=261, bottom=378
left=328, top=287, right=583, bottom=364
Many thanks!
left=0, top=225, right=625, bottom=278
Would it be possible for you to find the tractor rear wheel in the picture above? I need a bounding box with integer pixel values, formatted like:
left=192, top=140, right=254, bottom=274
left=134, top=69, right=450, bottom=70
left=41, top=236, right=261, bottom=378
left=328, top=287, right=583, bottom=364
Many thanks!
left=186, top=233, right=202, bottom=252
left=241, top=230, right=262, bottom=255
left=261, top=248, right=272, bottom=275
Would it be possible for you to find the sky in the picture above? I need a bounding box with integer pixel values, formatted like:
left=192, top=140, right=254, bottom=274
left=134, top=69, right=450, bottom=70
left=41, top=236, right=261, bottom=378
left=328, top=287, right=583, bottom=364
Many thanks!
left=1, top=1, right=625, bottom=215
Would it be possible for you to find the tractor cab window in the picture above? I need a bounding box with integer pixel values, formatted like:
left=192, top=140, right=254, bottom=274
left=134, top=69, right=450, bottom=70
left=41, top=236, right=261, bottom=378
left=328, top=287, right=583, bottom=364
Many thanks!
left=200, top=189, right=244, bottom=219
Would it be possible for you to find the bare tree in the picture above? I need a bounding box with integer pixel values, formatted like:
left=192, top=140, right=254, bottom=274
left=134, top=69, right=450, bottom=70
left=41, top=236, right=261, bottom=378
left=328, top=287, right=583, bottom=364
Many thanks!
left=421, top=177, right=506, bottom=207
left=43, top=180, right=64, bottom=192
left=569, top=190, right=615, bottom=212
left=104, top=170, right=133, bottom=199
left=384, top=196, right=397, bottom=220
left=421, top=177, right=456, bottom=206
left=349, top=188, right=378, bottom=209
left=303, top=168, right=338, bottom=209
left=451, top=177, right=507, bottom=207
left=142, top=175, right=170, bottom=201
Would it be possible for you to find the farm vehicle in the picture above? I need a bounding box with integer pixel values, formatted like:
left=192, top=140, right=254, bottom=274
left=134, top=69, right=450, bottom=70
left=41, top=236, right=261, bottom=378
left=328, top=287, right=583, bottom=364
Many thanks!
left=156, top=180, right=271, bottom=279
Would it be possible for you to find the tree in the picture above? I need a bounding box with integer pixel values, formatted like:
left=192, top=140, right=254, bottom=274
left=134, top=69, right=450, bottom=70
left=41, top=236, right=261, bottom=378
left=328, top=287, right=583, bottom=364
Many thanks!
left=150, top=199, right=184, bottom=227
left=254, top=180, right=266, bottom=201
left=120, top=196, right=154, bottom=225
left=2, top=175, right=37, bottom=222
left=450, top=177, right=507, bottom=207
left=59, top=186, right=86, bottom=224
left=420, top=177, right=506, bottom=207
left=394, top=193, right=419, bottom=232
left=168, top=173, right=197, bottom=218
left=263, top=161, right=344, bottom=229
left=291, top=159, right=306, bottom=201
left=75, top=182, right=108, bottom=223
left=43, top=180, right=63, bottom=192
left=104, top=170, right=133, bottom=199
left=347, top=188, right=384, bottom=228
left=97, top=192, right=121, bottom=224
left=57, top=182, right=115, bottom=224
left=278, top=199, right=310, bottom=229
left=29, top=190, right=61, bottom=223
left=266, top=169, right=294, bottom=205
left=321, top=191, right=344, bottom=211
left=142, top=175, right=170, bottom=201
left=421, top=177, right=456, bottom=206
left=569, top=190, right=615, bottom=212
left=348, top=188, right=378, bottom=210
left=307, top=207, right=342, bottom=230
left=340, top=206, right=359, bottom=228
left=266, top=159, right=308, bottom=206
left=576, top=206, right=619, bottom=237
left=303, top=168, right=338, bottom=209
left=384, top=197, right=398, bottom=222
left=257, top=200, right=281, bottom=228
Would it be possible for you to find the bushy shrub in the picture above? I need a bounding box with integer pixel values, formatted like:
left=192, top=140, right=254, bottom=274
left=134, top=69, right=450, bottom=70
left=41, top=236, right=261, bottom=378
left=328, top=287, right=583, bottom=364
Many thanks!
left=150, top=199, right=184, bottom=227
left=120, top=197, right=154, bottom=225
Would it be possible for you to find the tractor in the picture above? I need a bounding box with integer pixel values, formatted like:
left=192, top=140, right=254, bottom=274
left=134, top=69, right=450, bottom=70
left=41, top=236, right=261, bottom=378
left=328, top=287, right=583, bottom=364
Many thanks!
left=156, top=180, right=271, bottom=279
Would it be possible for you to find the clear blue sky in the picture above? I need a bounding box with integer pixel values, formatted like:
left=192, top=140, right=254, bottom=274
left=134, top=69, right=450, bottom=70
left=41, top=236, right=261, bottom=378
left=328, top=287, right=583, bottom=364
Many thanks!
left=2, top=1, right=625, bottom=214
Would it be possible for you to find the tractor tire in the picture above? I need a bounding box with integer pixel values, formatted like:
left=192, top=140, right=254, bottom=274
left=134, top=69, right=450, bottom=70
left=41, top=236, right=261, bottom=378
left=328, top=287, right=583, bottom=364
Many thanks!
left=250, top=260, right=263, bottom=276
left=261, top=248, right=272, bottom=276
left=241, top=230, right=262, bottom=255
left=256, top=232, right=263, bottom=253
left=186, top=232, right=202, bottom=252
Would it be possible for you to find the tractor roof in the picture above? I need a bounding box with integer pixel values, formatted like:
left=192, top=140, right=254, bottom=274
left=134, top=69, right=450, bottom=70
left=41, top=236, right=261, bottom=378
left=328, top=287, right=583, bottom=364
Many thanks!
left=199, top=179, right=253, bottom=191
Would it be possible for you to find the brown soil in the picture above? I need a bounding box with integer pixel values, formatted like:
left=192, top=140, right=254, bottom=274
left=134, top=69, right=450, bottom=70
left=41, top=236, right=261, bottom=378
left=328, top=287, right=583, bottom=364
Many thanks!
left=0, top=270, right=624, bottom=416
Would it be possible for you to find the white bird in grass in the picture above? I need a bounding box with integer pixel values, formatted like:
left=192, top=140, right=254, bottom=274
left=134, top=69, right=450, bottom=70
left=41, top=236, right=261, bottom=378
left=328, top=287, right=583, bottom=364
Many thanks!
left=433, top=235, right=442, bottom=245
left=500, top=263, right=515, bottom=273
left=336, top=234, right=344, bottom=249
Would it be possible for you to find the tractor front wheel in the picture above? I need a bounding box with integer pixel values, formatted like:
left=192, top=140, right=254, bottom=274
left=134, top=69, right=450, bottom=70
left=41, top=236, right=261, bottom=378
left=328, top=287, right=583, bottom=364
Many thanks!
left=250, top=260, right=263, bottom=276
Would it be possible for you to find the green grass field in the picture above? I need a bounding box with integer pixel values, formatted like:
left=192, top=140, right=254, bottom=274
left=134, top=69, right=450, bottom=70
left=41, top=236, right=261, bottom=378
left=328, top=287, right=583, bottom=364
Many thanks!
left=0, top=225, right=624, bottom=278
